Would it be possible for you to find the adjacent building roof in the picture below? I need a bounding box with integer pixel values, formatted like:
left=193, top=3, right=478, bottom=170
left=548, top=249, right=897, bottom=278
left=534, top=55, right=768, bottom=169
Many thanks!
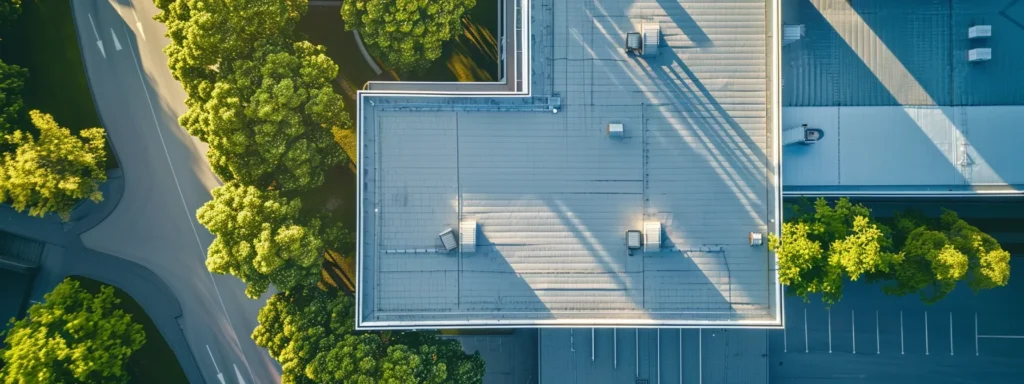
left=780, top=0, right=1024, bottom=195
left=356, top=0, right=782, bottom=329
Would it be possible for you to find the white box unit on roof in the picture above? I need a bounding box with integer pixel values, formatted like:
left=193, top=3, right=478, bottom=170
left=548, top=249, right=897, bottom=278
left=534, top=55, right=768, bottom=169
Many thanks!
left=439, top=228, right=457, bottom=252
left=644, top=222, right=661, bottom=252
left=969, top=48, right=992, bottom=62
left=626, top=230, right=642, bottom=250
left=642, top=24, right=659, bottom=57
left=607, top=123, right=624, bottom=138
left=968, top=25, right=991, bottom=39
left=460, top=221, right=477, bottom=253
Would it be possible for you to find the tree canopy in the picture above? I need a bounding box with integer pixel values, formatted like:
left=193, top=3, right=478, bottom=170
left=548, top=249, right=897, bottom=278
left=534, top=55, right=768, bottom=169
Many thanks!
left=0, top=110, right=106, bottom=221
left=0, top=59, right=27, bottom=136
left=198, top=181, right=325, bottom=298
left=770, top=198, right=1011, bottom=305
left=252, top=287, right=485, bottom=384
left=156, top=0, right=307, bottom=98
left=342, top=0, right=476, bottom=73
left=0, top=279, right=146, bottom=384
left=179, top=41, right=346, bottom=191
left=0, top=0, right=20, bottom=28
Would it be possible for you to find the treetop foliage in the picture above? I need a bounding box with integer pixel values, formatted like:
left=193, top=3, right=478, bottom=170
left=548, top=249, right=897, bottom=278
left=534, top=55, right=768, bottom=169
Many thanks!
left=770, top=198, right=1011, bottom=305
left=0, top=59, right=27, bottom=137
left=198, top=181, right=326, bottom=298
left=0, top=110, right=106, bottom=221
left=252, top=287, right=485, bottom=384
left=342, top=0, right=476, bottom=73
left=0, top=279, right=146, bottom=384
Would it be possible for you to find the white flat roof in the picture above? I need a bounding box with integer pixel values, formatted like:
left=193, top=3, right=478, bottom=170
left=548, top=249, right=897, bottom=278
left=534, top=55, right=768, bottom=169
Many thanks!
left=356, top=0, right=782, bottom=329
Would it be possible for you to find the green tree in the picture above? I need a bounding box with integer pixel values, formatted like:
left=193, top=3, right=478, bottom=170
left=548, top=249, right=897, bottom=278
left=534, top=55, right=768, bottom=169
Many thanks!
left=198, top=181, right=325, bottom=298
left=770, top=198, right=898, bottom=305
left=156, top=0, right=307, bottom=98
left=0, top=279, right=146, bottom=384
left=0, top=59, right=28, bottom=136
left=252, top=287, right=485, bottom=384
left=0, top=0, right=20, bottom=28
left=342, top=0, right=476, bottom=73
left=179, top=41, right=346, bottom=191
left=0, top=111, right=106, bottom=221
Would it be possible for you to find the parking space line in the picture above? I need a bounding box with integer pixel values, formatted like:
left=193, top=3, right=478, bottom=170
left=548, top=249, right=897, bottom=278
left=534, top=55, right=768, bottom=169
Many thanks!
left=852, top=310, right=857, bottom=354
left=804, top=308, right=809, bottom=353
left=925, top=311, right=930, bottom=355
left=950, top=312, right=954, bottom=356
left=900, top=311, right=905, bottom=355
left=876, top=311, right=880, bottom=354
left=784, top=316, right=788, bottom=352
left=975, top=312, right=979, bottom=356
left=978, top=335, right=1024, bottom=339
left=828, top=308, right=833, bottom=354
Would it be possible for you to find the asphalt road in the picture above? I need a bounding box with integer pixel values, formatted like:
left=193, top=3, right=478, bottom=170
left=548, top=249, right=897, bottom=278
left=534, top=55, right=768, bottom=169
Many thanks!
left=70, top=0, right=279, bottom=383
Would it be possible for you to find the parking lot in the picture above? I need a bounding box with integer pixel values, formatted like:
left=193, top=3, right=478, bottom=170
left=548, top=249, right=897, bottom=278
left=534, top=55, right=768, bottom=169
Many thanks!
left=768, top=258, right=1024, bottom=383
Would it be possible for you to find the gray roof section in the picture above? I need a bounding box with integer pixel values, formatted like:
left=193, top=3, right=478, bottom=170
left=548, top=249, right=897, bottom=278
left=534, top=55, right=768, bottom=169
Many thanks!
left=538, top=328, right=768, bottom=384
left=357, top=0, right=782, bottom=328
left=782, top=0, right=1024, bottom=107
left=782, top=106, right=1024, bottom=194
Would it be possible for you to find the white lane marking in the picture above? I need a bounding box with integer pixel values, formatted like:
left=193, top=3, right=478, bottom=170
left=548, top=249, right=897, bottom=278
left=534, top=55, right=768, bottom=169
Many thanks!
left=679, top=330, right=682, bottom=384
left=132, top=9, right=146, bottom=41
left=206, top=345, right=225, bottom=384
left=900, top=310, right=905, bottom=355
left=876, top=310, right=880, bottom=354
left=87, top=14, right=105, bottom=58
left=110, top=28, right=122, bottom=51
left=852, top=310, right=856, bottom=354
left=122, top=25, right=256, bottom=382
left=978, top=335, right=1024, bottom=339
left=828, top=308, right=832, bottom=354
left=975, top=312, right=979, bottom=356
left=804, top=308, right=809, bottom=353
left=925, top=311, right=930, bottom=355
left=234, top=365, right=247, bottom=384
left=949, top=312, right=954, bottom=356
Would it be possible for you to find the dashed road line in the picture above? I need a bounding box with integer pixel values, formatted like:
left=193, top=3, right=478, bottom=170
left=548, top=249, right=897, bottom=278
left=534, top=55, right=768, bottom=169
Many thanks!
left=876, top=310, right=880, bottom=354
left=804, top=308, right=809, bottom=353
left=950, top=312, right=954, bottom=356
left=975, top=312, right=979, bottom=356
left=852, top=310, right=857, bottom=354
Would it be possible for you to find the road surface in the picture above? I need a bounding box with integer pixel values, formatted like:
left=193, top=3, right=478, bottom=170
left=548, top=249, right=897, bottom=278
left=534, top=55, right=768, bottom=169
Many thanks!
left=70, top=0, right=280, bottom=383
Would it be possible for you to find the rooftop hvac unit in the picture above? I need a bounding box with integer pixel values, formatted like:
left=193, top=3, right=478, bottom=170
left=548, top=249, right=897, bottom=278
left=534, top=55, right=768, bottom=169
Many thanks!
left=460, top=221, right=477, bottom=253
left=783, top=24, right=805, bottom=46
left=969, top=48, right=991, bottom=62
left=749, top=232, right=764, bottom=246
left=626, top=230, right=642, bottom=250
left=642, top=24, right=660, bottom=58
left=607, top=123, right=624, bottom=138
left=644, top=222, right=661, bottom=252
left=782, top=124, right=824, bottom=145
left=969, top=25, right=992, bottom=39
left=625, top=32, right=642, bottom=55
left=439, top=228, right=457, bottom=252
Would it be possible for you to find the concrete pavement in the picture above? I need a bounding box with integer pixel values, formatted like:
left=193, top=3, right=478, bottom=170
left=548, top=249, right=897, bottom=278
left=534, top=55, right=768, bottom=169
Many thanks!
left=69, top=0, right=281, bottom=383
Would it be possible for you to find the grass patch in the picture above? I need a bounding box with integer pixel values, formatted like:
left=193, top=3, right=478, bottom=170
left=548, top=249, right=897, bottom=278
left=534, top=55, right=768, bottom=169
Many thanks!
left=70, top=276, right=189, bottom=384
left=1, top=0, right=118, bottom=170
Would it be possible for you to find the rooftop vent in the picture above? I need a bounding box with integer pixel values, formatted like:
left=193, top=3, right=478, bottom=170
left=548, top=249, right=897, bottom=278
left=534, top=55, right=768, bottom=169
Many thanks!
left=607, top=123, right=624, bottom=138
left=460, top=221, right=477, bottom=253
left=439, top=228, right=457, bottom=252
left=969, top=48, right=991, bottom=62
left=625, top=32, right=642, bottom=55
left=783, top=24, right=805, bottom=46
left=626, top=230, right=642, bottom=250
left=642, top=24, right=660, bottom=58
left=783, top=124, right=824, bottom=145
left=644, top=222, right=661, bottom=252
left=749, top=232, right=764, bottom=246
left=969, top=25, right=991, bottom=39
